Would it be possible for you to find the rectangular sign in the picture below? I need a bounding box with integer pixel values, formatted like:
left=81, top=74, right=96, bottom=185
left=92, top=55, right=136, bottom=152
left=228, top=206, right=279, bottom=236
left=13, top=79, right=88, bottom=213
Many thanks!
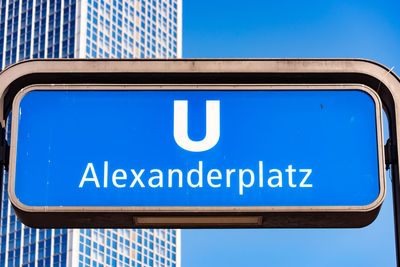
left=8, top=84, right=385, bottom=227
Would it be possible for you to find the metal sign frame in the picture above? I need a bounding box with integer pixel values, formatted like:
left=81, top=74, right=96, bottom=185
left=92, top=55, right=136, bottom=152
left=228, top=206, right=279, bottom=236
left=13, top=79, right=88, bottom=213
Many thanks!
left=0, top=59, right=398, bottom=241
left=8, top=83, right=386, bottom=223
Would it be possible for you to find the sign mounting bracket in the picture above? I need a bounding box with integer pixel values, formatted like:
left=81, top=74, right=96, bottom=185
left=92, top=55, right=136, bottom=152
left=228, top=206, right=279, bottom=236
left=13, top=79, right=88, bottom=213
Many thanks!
left=0, top=127, right=9, bottom=170
left=385, top=138, right=398, bottom=171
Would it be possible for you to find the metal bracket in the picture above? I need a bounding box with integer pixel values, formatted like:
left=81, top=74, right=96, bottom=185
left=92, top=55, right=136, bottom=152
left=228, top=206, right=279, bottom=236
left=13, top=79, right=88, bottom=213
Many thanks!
left=0, top=127, right=9, bottom=171
left=385, top=138, right=398, bottom=171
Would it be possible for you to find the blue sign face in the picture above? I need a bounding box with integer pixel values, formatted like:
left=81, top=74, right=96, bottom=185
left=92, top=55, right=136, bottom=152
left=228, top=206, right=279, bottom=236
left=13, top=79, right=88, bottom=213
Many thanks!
left=9, top=87, right=384, bottom=211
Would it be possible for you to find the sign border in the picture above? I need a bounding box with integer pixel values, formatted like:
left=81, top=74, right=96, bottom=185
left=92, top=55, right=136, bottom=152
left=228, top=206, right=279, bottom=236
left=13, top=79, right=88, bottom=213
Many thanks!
left=8, top=83, right=386, bottom=214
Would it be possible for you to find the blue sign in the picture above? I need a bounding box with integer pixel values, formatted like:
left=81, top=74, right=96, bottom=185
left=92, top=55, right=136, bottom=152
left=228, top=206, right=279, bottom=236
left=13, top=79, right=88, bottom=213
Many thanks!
left=9, top=88, right=384, bottom=211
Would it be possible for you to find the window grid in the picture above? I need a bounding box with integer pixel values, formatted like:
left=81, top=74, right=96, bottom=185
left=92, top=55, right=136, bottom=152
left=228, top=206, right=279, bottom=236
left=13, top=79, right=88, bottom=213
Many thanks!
left=0, top=0, right=181, bottom=266
left=77, top=229, right=178, bottom=267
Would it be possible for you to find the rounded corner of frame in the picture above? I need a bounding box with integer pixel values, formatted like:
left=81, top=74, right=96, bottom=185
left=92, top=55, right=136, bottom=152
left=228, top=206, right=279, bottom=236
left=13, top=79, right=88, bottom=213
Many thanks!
left=8, top=187, right=35, bottom=213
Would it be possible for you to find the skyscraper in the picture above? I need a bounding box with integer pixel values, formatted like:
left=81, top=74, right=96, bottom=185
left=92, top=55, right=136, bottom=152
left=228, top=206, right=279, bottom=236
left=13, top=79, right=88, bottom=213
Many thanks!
left=0, top=0, right=182, bottom=266
left=0, top=0, right=181, bottom=66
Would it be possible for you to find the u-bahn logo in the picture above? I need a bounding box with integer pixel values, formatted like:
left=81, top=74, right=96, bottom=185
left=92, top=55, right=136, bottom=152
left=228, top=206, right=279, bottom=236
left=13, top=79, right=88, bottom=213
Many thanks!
left=173, top=100, right=220, bottom=152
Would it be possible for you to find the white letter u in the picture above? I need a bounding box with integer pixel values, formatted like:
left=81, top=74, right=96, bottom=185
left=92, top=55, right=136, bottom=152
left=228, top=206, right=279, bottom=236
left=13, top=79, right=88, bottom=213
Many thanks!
left=174, top=100, right=220, bottom=152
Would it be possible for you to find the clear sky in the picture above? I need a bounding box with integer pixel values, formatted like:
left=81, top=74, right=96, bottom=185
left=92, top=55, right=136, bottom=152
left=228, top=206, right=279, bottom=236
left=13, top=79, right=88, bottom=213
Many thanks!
left=181, top=0, right=400, bottom=266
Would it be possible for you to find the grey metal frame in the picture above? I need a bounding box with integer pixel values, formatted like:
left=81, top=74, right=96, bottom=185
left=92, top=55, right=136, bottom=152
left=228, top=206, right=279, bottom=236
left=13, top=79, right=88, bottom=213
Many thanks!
left=8, top=83, right=386, bottom=215
left=0, top=59, right=398, bottom=242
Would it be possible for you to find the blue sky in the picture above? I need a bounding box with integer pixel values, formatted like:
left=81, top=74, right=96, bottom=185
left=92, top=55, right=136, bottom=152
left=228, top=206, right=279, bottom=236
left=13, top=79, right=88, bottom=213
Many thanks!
left=183, top=0, right=400, bottom=65
left=181, top=0, right=400, bottom=266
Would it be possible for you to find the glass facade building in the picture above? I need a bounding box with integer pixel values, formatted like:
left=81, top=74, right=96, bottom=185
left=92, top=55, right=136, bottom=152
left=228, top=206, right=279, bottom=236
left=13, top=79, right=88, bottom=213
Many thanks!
left=0, top=0, right=182, bottom=266
left=0, top=0, right=181, bottom=65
